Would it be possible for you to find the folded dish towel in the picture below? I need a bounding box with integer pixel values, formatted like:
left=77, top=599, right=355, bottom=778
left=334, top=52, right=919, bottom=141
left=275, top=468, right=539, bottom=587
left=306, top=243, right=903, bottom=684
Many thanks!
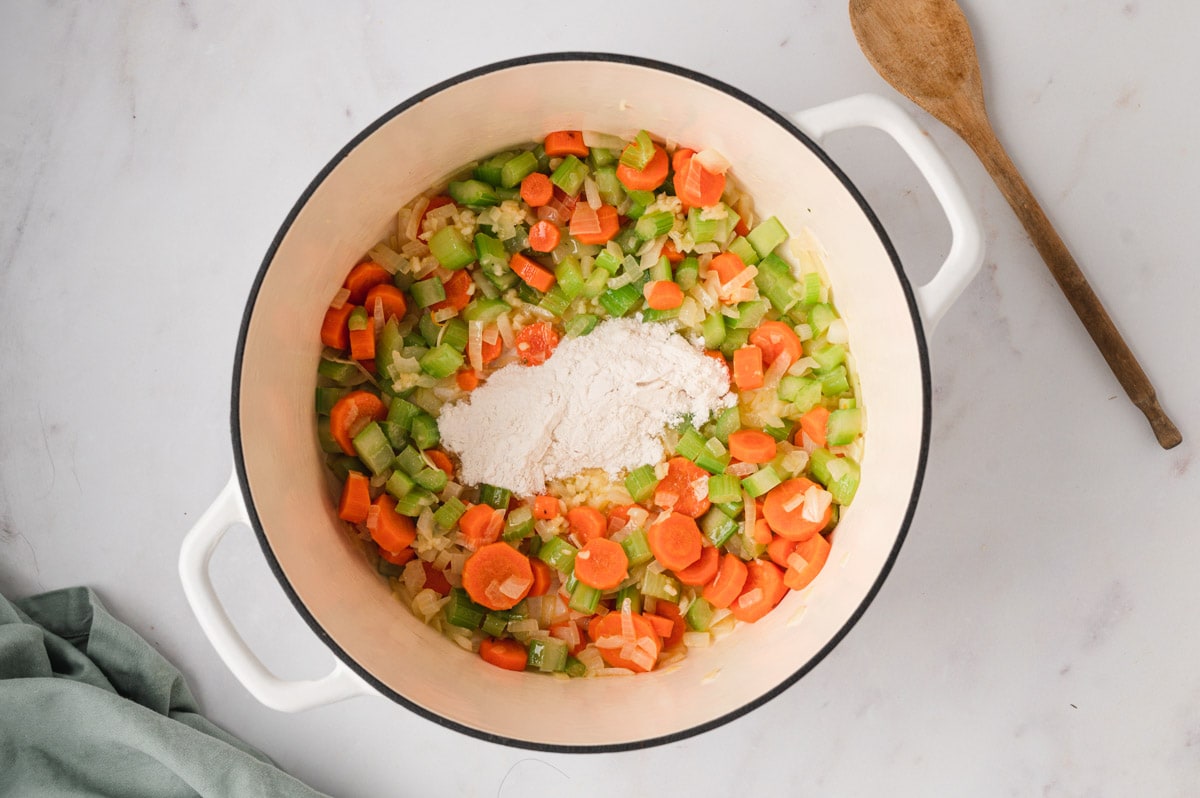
left=0, top=586, right=329, bottom=797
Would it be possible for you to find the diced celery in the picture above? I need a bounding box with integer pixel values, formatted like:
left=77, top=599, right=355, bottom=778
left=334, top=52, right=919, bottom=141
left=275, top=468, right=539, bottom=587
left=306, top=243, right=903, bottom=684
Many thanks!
left=537, top=537, right=578, bottom=573
left=385, top=469, right=414, bottom=500
left=640, top=569, right=681, bottom=602
left=685, top=597, right=715, bottom=631
left=593, top=166, right=625, bottom=206
left=819, top=365, right=850, bottom=396
left=550, top=155, right=588, bottom=197
left=614, top=585, right=642, bottom=615
left=409, top=413, right=440, bottom=450
left=419, top=344, right=464, bottom=379
left=648, top=256, right=673, bottom=283
left=394, top=488, right=434, bottom=517
left=687, top=207, right=719, bottom=243
left=742, top=464, right=783, bottom=498
left=379, top=420, right=408, bottom=450
left=414, top=466, right=448, bottom=493
left=754, top=253, right=799, bottom=315
left=674, top=427, right=708, bottom=460
left=702, top=312, right=727, bottom=349
left=700, top=506, right=739, bottom=547
left=411, top=277, right=446, bottom=309
left=777, top=375, right=805, bottom=402
left=527, top=636, right=568, bottom=673
left=712, top=406, right=740, bottom=444
left=317, top=357, right=364, bottom=386
left=641, top=307, right=680, bottom=323
left=619, top=130, right=655, bottom=170
left=568, top=581, right=602, bottom=614
left=624, top=189, right=655, bottom=219
left=675, top=257, right=699, bottom=291
left=461, top=297, right=511, bottom=323
left=554, top=257, right=586, bottom=301
left=590, top=146, right=618, bottom=168
left=812, top=343, right=846, bottom=372
left=478, top=483, right=511, bottom=510
left=515, top=281, right=542, bottom=305
left=564, top=656, right=587, bottom=678
left=327, top=456, right=364, bottom=483
left=791, top=379, right=824, bottom=414
left=538, top=286, right=571, bottom=317
left=581, top=269, right=609, bottom=298
left=444, top=587, right=486, bottom=629
left=624, top=464, right=659, bottom=503
left=352, top=422, right=394, bottom=476
left=481, top=611, right=509, bottom=638
left=564, top=313, right=598, bottom=337
left=733, top=299, right=771, bottom=330
left=315, top=386, right=347, bottom=416
left=598, top=282, right=642, bottom=317
left=764, top=421, right=794, bottom=442
left=808, top=448, right=860, bottom=505
left=826, top=408, right=863, bottom=446
left=707, top=474, right=742, bottom=505
left=502, top=505, right=535, bottom=541
left=475, top=233, right=509, bottom=275
left=500, top=150, right=539, bottom=188
left=593, top=249, right=623, bottom=274
left=615, top=226, right=642, bottom=255
left=429, top=226, right=476, bottom=270
left=719, top=328, right=750, bottom=358
left=620, top=528, right=654, bottom=567
left=441, top=317, right=468, bottom=352
left=797, top=272, right=822, bottom=306
left=347, top=306, right=369, bottom=332
left=474, top=151, right=515, bottom=186
left=635, top=211, right=674, bottom=241
left=433, top=496, right=467, bottom=529
left=727, top=236, right=761, bottom=266
left=394, top=445, right=426, bottom=477
left=694, top=448, right=729, bottom=476
left=746, top=215, right=789, bottom=257
left=316, top=417, right=341, bottom=454
left=448, top=179, right=499, bottom=208
left=504, top=225, right=530, bottom=253
left=715, top=500, right=743, bottom=519
left=808, top=303, right=838, bottom=335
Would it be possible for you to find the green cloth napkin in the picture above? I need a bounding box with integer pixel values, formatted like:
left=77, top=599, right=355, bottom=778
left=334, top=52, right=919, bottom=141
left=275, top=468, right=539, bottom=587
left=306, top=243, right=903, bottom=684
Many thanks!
left=0, top=586, right=330, bottom=797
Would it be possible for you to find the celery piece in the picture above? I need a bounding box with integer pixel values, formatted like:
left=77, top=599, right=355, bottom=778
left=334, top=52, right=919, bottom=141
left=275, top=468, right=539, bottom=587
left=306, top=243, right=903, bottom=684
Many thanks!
left=733, top=298, right=771, bottom=330
left=839, top=397, right=857, bottom=410
left=475, top=233, right=509, bottom=275
left=727, top=236, right=761, bottom=266
left=538, top=286, right=571, bottom=317
left=719, top=328, right=750, bottom=358
left=417, top=312, right=442, bottom=347
left=500, top=150, right=538, bottom=188
left=808, top=303, right=838, bottom=335
left=504, top=225, right=531, bottom=253
left=315, top=386, right=347, bottom=416
left=707, top=474, right=742, bottom=505
left=503, top=505, right=535, bottom=541
left=791, top=379, right=824, bottom=414
left=624, top=189, right=655, bottom=219
left=433, top=496, right=467, bottom=529
left=411, top=277, right=446, bottom=309
left=327, top=456, right=365, bottom=483
left=635, top=211, right=674, bottom=241
left=473, top=151, right=516, bottom=186
left=674, top=427, right=708, bottom=461
left=486, top=267, right=520, bottom=293
left=620, top=528, right=654, bottom=567
left=647, top=256, right=673, bottom=283
left=385, top=469, right=415, bottom=500
left=640, top=569, right=681, bottom=602
left=346, top=306, right=369, bottom=332
left=564, top=313, right=598, bottom=338
left=687, top=207, right=719, bottom=243
left=377, top=315, right=404, bottom=364
left=764, top=421, right=794, bottom=442
left=429, top=226, right=476, bottom=270
left=593, top=166, right=625, bottom=206
left=712, top=406, right=741, bottom=444
left=568, top=581, right=602, bottom=614
left=418, top=344, right=464, bottom=379
left=550, top=155, right=588, bottom=197
left=598, top=283, right=642, bottom=317
left=614, top=585, right=643, bottom=615
left=746, top=215, right=789, bottom=258
left=777, top=375, right=805, bottom=403
left=409, top=413, right=440, bottom=450
left=527, top=636, right=568, bottom=673
left=444, top=587, right=486, bottom=629
left=414, top=466, right=448, bottom=493
left=460, top=297, right=510, bottom=324
left=812, top=343, right=846, bottom=372
left=441, top=318, right=468, bottom=352
left=675, top=257, right=699, bottom=291
left=394, top=445, right=426, bottom=477
left=624, top=464, right=659, bottom=503
left=616, top=226, right=642, bottom=255
left=702, top=312, right=727, bottom=350
left=593, top=249, right=623, bottom=274
left=537, top=537, right=578, bottom=573
left=590, top=146, right=617, bottom=168
left=581, top=269, right=609, bottom=298
left=619, top=130, right=656, bottom=170
left=819, top=366, right=850, bottom=396
left=515, top=281, right=542, bottom=305
left=532, top=143, right=550, bottom=171
left=809, top=449, right=860, bottom=506
left=826, top=408, right=863, bottom=446
left=797, top=272, right=822, bottom=306
left=641, top=307, right=680, bottom=323
left=554, top=257, right=586, bottom=301
left=742, top=464, right=783, bottom=498
left=391, top=270, right=414, bottom=292
left=564, top=656, right=587, bottom=678
left=316, top=417, right=341, bottom=454
left=377, top=558, right=405, bottom=578
left=478, top=483, right=511, bottom=510
left=694, top=448, right=729, bottom=476
left=755, top=253, right=799, bottom=314
left=448, top=179, right=498, bottom=208
left=481, top=612, right=509, bottom=638
left=715, top=500, right=743, bottom=519
left=317, top=357, right=364, bottom=386
left=394, top=488, right=434, bottom=517
left=352, top=422, right=394, bottom=476
left=685, top=597, right=715, bottom=632
left=378, top=420, right=408, bottom=450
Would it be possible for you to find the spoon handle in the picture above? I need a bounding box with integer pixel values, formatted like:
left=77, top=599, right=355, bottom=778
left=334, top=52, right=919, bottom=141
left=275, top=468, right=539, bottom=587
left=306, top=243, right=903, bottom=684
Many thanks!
left=966, top=122, right=1181, bottom=448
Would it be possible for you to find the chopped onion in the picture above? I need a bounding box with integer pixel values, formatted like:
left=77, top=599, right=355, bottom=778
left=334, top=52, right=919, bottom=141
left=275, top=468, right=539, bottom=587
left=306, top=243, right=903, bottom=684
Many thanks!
left=794, top=323, right=814, bottom=342
left=596, top=667, right=635, bottom=677
left=372, top=296, right=385, bottom=333
left=826, top=456, right=852, bottom=483
left=583, top=177, right=602, bottom=209
left=788, top=356, right=819, bottom=376
left=467, top=320, right=484, bottom=372
left=763, top=351, right=791, bottom=391
left=405, top=196, right=430, bottom=241
left=569, top=203, right=601, bottom=237
left=499, top=575, right=532, bottom=600
left=365, top=504, right=380, bottom=531
left=787, top=552, right=810, bottom=571
left=826, top=318, right=849, bottom=344
left=737, top=587, right=763, bottom=609
left=551, top=621, right=581, bottom=649
left=782, top=490, right=806, bottom=513
left=582, top=130, right=626, bottom=149
left=508, top=618, right=539, bottom=637
left=629, top=648, right=656, bottom=672
left=329, top=288, right=351, bottom=309
left=431, top=307, right=458, bottom=324
left=781, top=449, right=809, bottom=476
left=720, top=263, right=758, bottom=295
left=416, top=507, right=436, bottom=538
left=801, top=486, right=831, bottom=523
left=690, top=476, right=709, bottom=502
left=595, top=634, right=625, bottom=649
left=496, top=313, right=515, bottom=347
left=401, top=560, right=426, bottom=594
left=727, top=462, right=758, bottom=477
left=693, top=148, right=731, bottom=175
left=682, top=631, right=711, bottom=648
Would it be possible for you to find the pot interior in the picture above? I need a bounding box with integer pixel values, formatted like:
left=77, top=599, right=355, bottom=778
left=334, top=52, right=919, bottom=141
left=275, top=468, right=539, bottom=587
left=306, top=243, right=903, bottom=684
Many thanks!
left=236, top=56, right=927, bottom=749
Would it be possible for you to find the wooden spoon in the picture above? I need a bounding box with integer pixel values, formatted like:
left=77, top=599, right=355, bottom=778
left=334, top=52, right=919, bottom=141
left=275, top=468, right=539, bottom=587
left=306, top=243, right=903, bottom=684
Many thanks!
left=849, top=0, right=1182, bottom=449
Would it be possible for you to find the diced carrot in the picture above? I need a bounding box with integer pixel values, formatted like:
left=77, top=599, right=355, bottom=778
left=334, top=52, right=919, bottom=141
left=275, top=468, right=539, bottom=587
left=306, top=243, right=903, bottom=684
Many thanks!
left=674, top=153, right=726, bottom=208
left=762, top=477, right=831, bottom=541
left=783, top=531, right=831, bottom=591
left=675, top=544, right=719, bottom=586
left=728, top=430, right=778, bottom=464
left=343, top=262, right=391, bottom=304
left=645, top=612, right=675, bottom=639
left=422, top=562, right=452, bottom=596
left=431, top=269, right=473, bottom=313
left=456, top=367, right=479, bottom=391
left=348, top=320, right=375, bottom=361
left=653, top=600, right=687, bottom=649
left=320, top=302, right=355, bottom=350
left=646, top=512, right=703, bottom=572
left=570, top=203, right=620, bottom=245
left=543, top=130, right=589, bottom=157
left=766, top=535, right=798, bottom=569
left=479, top=637, right=528, bottom=671
left=528, top=220, right=562, bottom=253
left=729, top=560, right=788, bottom=623
left=749, top=320, right=803, bottom=370
left=337, top=472, right=371, bottom=523
left=370, top=494, right=417, bottom=553
left=752, top=517, right=774, bottom=546
left=458, top=504, right=504, bottom=551
left=528, top=557, right=553, bottom=597
left=616, top=145, right=669, bottom=192
left=515, top=321, right=559, bottom=366
left=661, top=239, right=684, bottom=263
left=328, top=391, right=387, bottom=455
left=520, top=172, right=554, bottom=207
left=797, top=406, right=830, bottom=448
left=701, top=553, right=749, bottom=610
left=671, top=147, right=695, bottom=175
left=379, top=546, right=416, bottom=566
left=364, top=283, right=408, bottom=323
left=643, top=280, right=685, bottom=310
left=734, top=217, right=750, bottom=237
left=606, top=503, right=637, bottom=535
left=590, top=612, right=662, bottom=673
left=573, top=537, right=629, bottom=591
left=653, top=456, right=712, bottom=518
left=709, top=252, right=746, bottom=286
left=461, top=542, right=533, bottom=611
left=423, top=449, right=454, bottom=478
left=533, top=495, right=560, bottom=520
left=566, top=506, right=607, bottom=543
left=549, top=620, right=587, bottom=655
left=509, top=252, right=556, bottom=292
left=480, top=335, right=502, bottom=364
left=732, top=345, right=765, bottom=390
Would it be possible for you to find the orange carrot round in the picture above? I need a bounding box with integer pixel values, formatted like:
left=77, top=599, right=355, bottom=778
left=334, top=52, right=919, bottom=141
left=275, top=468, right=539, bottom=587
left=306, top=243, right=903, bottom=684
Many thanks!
left=320, top=302, right=355, bottom=350
left=456, top=367, right=479, bottom=391
left=643, top=280, right=684, bottom=310
left=370, top=494, right=417, bottom=553
left=782, top=531, right=831, bottom=591
left=646, top=512, right=703, bottom=572
left=543, top=130, right=589, bottom=157
left=653, top=456, right=712, bottom=518
left=528, top=220, right=562, bottom=253
left=616, top=145, right=669, bottom=191
left=431, top=269, right=473, bottom=313
left=728, top=430, right=778, bottom=464
left=729, top=559, right=788, bottom=623
left=479, top=637, right=528, bottom=671
left=328, top=391, right=387, bottom=455
left=732, top=345, right=765, bottom=391
left=671, top=147, right=695, bottom=176
left=752, top=517, right=774, bottom=546
left=520, top=172, right=554, bottom=207
left=379, top=545, right=416, bottom=566
left=653, top=600, right=687, bottom=649
left=749, top=321, right=803, bottom=370
left=573, top=537, right=629, bottom=590
left=570, top=204, right=620, bottom=245
left=674, top=154, right=726, bottom=208
left=423, top=449, right=454, bottom=478
left=701, top=553, right=749, bottom=609
left=762, top=477, right=832, bottom=541
left=675, top=544, right=719, bottom=586
left=457, top=504, right=503, bottom=551
left=766, top=535, right=797, bottom=569
left=461, top=542, right=533, bottom=611
left=528, top=557, right=553, bottom=597
left=515, top=321, right=560, bottom=366
left=797, top=406, right=830, bottom=448
left=364, top=283, right=408, bottom=323
left=590, top=612, right=662, bottom=673
left=337, top=471, right=371, bottom=523
left=343, top=261, right=391, bottom=304
left=566, top=506, right=607, bottom=543
left=708, top=252, right=746, bottom=285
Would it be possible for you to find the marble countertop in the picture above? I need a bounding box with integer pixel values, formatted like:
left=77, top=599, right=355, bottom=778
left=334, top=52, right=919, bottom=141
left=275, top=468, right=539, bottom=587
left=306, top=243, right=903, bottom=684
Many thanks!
left=3, top=1, right=1197, bottom=795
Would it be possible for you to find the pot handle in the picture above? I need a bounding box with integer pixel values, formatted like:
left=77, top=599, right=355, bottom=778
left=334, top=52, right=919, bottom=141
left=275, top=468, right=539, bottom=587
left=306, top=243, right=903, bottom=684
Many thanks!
left=790, top=93, right=984, bottom=333
left=178, top=470, right=374, bottom=711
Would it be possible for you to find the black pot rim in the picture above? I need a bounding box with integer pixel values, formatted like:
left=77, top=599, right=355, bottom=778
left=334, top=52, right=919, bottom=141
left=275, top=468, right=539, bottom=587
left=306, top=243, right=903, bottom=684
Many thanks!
left=231, top=51, right=931, bottom=754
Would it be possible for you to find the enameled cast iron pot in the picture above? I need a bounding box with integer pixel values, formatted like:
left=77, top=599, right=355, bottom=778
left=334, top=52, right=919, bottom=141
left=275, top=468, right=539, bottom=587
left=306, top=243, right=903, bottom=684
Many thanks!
left=179, top=53, right=982, bottom=752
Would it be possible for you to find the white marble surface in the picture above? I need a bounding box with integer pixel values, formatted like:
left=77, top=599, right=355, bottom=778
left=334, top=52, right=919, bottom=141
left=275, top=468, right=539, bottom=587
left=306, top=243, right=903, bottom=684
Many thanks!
left=2, top=1, right=1198, bottom=795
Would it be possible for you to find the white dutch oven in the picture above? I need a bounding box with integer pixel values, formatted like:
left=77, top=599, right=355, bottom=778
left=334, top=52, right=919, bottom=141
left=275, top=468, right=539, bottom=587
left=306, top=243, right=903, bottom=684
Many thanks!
left=180, top=54, right=982, bottom=751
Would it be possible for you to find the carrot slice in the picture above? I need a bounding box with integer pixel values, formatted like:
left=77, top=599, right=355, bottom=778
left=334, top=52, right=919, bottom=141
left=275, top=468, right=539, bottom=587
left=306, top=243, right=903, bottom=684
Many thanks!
left=646, top=512, right=703, bottom=572
left=461, top=542, right=533, bottom=611
left=590, top=611, right=662, bottom=673
left=320, top=302, right=355, bottom=350
left=661, top=239, right=684, bottom=263
left=379, top=546, right=416, bottom=566
left=337, top=472, right=371, bottom=523
left=364, top=283, right=408, bottom=323
left=653, top=600, right=687, bottom=649
left=528, top=220, right=562, bottom=253
left=520, top=172, right=554, bottom=207
left=728, top=430, right=778, bottom=464
left=729, top=559, right=788, bottom=623
left=479, top=637, right=528, bottom=671
left=671, top=147, right=695, bottom=175
left=732, top=345, right=765, bottom=390
left=570, top=204, right=620, bottom=245
left=480, top=335, right=502, bottom=364
left=783, top=531, right=831, bottom=591
left=431, top=268, right=473, bottom=313
left=674, top=153, right=726, bottom=208
left=573, top=537, right=629, bottom=590
left=675, top=544, right=719, bottom=586
left=370, top=494, right=417, bottom=553
left=566, top=506, right=607, bottom=543
left=456, top=367, right=479, bottom=391
left=343, top=262, right=391, bottom=304
left=766, top=535, right=798, bottom=569
left=423, top=449, right=454, bottom=478
left=328, top=390, right=387, bottom=455
left=348, top=320, right=375, bottom=361
left=708, top=252, right=746, bottom=285
left=702, top=553, right=749, bottom=609
left=528, top=557, right=553, bottom=597
left=515, top=321, right=559, bottom=366
left=653, top=456, right=711, bottom=518
left=752, top=517, right=774, bottom=546
left=616, top=145, right=669, bottom=191
left=509, top=252, right=556, bottom=292
left=543, top=130, right=589, bottom=157
left=458, top=504, right=504, bottom=551
left=749, top=320, right=803, bottom=370
left=533, top=495, right=560, bottom=520
left=797, top=406, right=830, bottom=448
left=643, top=280, right=684, bottom=310
left=762, top=477, right=832, bottom=541
left=645, top=613, right=674, bottom=639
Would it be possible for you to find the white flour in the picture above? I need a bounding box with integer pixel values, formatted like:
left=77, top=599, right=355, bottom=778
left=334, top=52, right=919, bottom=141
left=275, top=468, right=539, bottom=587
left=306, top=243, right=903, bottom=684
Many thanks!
left=438, top=318, right=734, bottom=496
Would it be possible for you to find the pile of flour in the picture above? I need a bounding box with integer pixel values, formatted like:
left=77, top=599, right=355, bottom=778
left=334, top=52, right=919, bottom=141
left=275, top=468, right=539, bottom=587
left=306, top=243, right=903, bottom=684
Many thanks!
left=438, top=318, right=734, bottom=496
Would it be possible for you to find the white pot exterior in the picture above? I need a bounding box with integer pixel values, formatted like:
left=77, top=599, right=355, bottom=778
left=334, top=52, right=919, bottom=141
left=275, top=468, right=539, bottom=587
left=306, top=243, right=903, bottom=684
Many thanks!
left=234, top=55, right=932, bottom=749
